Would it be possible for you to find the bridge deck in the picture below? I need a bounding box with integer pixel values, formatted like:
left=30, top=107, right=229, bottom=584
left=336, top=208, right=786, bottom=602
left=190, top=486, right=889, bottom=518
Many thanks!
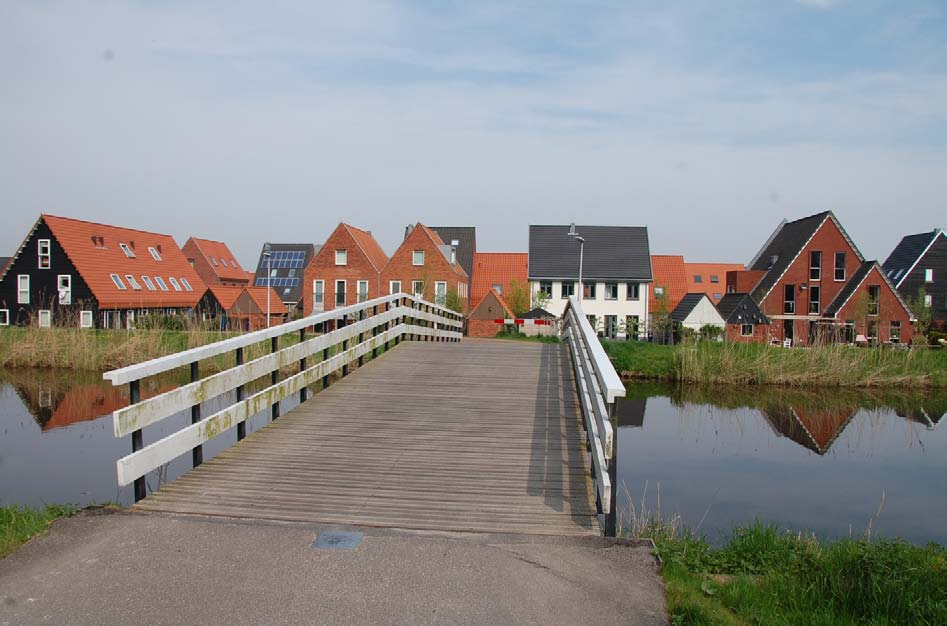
left=137, top=339, right=600, bottom=536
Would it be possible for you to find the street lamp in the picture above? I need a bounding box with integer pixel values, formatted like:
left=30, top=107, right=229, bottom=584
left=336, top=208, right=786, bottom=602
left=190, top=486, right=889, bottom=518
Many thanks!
left=263, top=242, right=272, bottom=329
left=568, top=223, right=585, bottom=300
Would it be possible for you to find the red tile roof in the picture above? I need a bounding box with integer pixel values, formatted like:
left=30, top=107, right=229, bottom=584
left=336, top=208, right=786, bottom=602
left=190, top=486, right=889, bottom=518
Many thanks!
left=43, top=214, right=205, bottom=309
left=685, top=262, right=744, bottom=302
left=471, top=252, right=528, bottom=305
left=343, top=224, right=389, bottom=273
left=206, top=285, right=244, bottom=310
left=649, top=255, right=688, bottom=313
left=244, top=286, right=288, bottom=316
left=186, top=237, right=247, bottom=282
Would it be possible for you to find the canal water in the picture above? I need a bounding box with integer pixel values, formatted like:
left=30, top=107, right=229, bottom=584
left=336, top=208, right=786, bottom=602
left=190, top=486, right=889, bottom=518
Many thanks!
left=0, top=369, right=944, bottom=545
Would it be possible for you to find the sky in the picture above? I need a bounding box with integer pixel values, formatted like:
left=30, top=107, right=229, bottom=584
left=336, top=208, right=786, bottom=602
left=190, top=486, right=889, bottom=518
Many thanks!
left=1, top=1, right=945, bottom=270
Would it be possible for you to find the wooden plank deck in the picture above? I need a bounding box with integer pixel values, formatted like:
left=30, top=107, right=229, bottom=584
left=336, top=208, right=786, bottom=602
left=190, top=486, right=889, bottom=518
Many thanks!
left=137, top=339, right=600, bottom=536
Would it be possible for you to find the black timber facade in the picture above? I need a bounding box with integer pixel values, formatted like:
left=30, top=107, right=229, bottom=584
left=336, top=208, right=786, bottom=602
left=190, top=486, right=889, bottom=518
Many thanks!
left=884, top=230, right=947, bottom=329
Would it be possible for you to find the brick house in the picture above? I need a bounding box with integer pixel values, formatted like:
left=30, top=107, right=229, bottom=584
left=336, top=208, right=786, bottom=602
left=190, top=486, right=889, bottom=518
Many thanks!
left=302, top=223, right=389, bottom=315
left=0, top=214, right=204, bottom=329
left=182, top=237, right=248, bottom=287
left=715, top=292, right=770, bottom=343
left=728, top=211, right=914, bottom=345
left=430, top=226, right=476, bottom=303
left=197, top=285, right=286, bottom=330
left=381, top=223, right=469, bottom=309
left=468, top=289, right=514, bottom=338
left=883, top=229, right=947, bottom=330
left=470, top=252, right=528, bottom=309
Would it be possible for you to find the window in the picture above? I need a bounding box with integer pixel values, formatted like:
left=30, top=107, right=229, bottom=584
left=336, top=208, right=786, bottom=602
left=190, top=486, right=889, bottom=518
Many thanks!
left=80, top=311, right=93, bottom=328
left=604, top=283, right=618, bottom=300
left=890, top=321, right=901, bottom=343
left=925, top=294, right=933, bottom=307
left=110, top=274, right=127, bottom=290
left=626, top=283, right=640, bottom=300
left=412, top=280, right=424, bottom=298
left=582, top=282, right=596, bottom=299
left=38, top=239, right=51, bottom=269
left=148, top=247, right=162, bottom=261
left=390, top=280, right=401, bottom=295
left=58, top=275, right=71, bottom=304
left=538, top=281, right=553, bottom=298
left=17, top=275, right=29, bottom=304
left=119, top=243, right=136, bottom=258
left=925, top=268, right=934, bottom=283
left=693, top=275, right=703, bottom=283
left=125, top=275, right=142, bottom=290
left=38, top=310, right=51, bottom=328
left=335, top=280, right=346, bottom=306
left=210, top=256, right=219, bottom=266
left=834, top=252, right=846, bottom=281
left=155, top=276, right=169, bottom=291
left=435, top=281, right=447, bottom=306
left=808, top=285, right=820, bottom=315
left=561, top=282, right=576, bottom=299
left=141, top=275, right=156, bottom=290
left=741, top=324, right=754, bottom=337
left=867, top=320, right=878, bottom=341
left=0, top=309, right=8, bottom=326
left=168, top=277, right=182, bottom=291
left=625, top=315, right=639, bottom=340
left=809, top=251, right=822, bottom=281
left=231, top=260, right=238, bottom=268
left=783, top=284, right=795, bottom=314
left=357, top=280, right=369, bottom=303
left=713, top=293, right=722, bottom=300
left=868, top=285, right=880, bottom=316
left=288, top=269, right=296, bottom=278
left=335, top=249, right=347, bottom=266
left=710, top=275, right=720, bottom=283
left=492, top=283, right=503, bottom=295
left=313, top=280, right=325, bottom=308
left=604, top=315, right=618, bottom=339
left=270, top=268, right=278, bottom=277
left=412, top=250, right=425, bottom=266
left=180, top=278, right=193, bottom=291
left=654, top=286, right=665, bottom=297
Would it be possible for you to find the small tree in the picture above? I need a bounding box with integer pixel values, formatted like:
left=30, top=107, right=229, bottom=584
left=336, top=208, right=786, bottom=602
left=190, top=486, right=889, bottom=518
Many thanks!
left=506, top=279, right=530, bottom=317
left=906, top=287, right=933, bottom=344
left=649, top=285, right=675, bottom=344
left=531, top=287, right=550, bottom=312
left=445, top=288, right=464, bottom=314
left=699, top=324, right=723, bottom=342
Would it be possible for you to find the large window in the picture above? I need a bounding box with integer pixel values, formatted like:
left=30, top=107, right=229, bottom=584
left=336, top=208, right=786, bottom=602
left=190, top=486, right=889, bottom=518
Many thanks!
left=809, top=251, right=822, bottom=280
left=335, top=249, right=347, bottom=266
left=890, top=321, right=901, bottom=343
left=412, top=250, right=425, bottom=266
left=390, top=280, right=401, bottom=295
left=561, top=282, right=575, bottom=299
left=18, top=275, right=30, bottom=304
left=808, top=285, right=820, bottom=315
left=538, top=281, right=553, bottom=298
left=357, top=280, right=369, bottom=303
left=335, top=280, right=346, bottom=306
left=38, top=239, right=51, bottom=269
left=604, top=283, right=618, bottom=300
left=834, top=252, right=846, bottom=281
left=435, top=281, right=447, bottom=306
left=783, top=284, right=795, bottom=314
left=582, top=282, right=596, bottom=300
left=313, top=280, right=324, bottom=308
left=868, top=285, right=880, bottom=316
left=626, top=283, right=640, bottom=300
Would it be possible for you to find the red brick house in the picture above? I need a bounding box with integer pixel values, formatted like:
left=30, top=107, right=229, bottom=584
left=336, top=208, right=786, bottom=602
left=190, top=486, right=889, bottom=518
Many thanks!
left=715, top=293, right=771, bottom=343
left=468, top=289, right=514, bottom=338
left=182, top=237, right=248, bottom=287
left=302, top=223, right=389, bottom=316
left=728, top=211, right=915, bottom=345
left=381, top=223, right=469, bottom=310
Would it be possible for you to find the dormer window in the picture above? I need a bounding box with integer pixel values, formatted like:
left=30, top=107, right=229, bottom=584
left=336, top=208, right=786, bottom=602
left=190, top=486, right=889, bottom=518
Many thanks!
left=413, top=250, right=425, bottom=266
left=119, top=243, right=136, bottom=258
left=38, top=239, right=51, bottom=269
left=148, top=247, right=162, bottom=261
left=335, top=249, right=347, bottom=266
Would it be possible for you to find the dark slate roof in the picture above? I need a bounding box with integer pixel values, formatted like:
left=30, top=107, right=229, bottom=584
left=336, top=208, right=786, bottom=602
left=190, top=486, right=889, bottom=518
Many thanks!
left=0, top=257, right=9, bottom=273
left=669, top=293, right=708, bottom=323
left=716, top=293, right=769, bottom=324
left=429, top=227, right=476, bottom=282
left=521, top=307, right=555, bottom=319
left=823, top=261, right=875, bottom=317
left=528, top=225, right=652, bottom=281
left=252, top=243, right=319, bottom=304
left=882, top=229, right=943, bottom=287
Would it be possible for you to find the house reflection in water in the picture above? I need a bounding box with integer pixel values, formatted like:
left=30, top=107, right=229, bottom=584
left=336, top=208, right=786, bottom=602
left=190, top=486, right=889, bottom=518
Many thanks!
left=761, top=405, right=858, bottom=455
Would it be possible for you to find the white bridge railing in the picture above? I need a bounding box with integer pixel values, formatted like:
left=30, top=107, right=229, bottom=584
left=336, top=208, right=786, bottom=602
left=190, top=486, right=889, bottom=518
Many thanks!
left=560, top=295, right=626, bottom=536
left=103, top=294, right=463, bottom=501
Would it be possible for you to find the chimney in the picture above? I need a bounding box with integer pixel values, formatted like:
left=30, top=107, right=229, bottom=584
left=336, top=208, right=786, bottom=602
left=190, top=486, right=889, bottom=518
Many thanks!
left=404, top=224, right=415, bottom=239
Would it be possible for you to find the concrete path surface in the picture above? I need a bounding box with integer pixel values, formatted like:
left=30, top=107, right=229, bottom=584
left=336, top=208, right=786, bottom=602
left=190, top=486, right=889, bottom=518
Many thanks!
left=0, top=510, right=666, bottom=626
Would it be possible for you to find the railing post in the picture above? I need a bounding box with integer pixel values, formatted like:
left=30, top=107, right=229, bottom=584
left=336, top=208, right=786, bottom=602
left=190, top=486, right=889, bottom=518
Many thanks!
left=372, top=305, right=379, bottom=359
left=341, top=314, right=349, bottom=377
left=605, top=401, right=618, bottom=538
left=130, top=379, right=145, bottom=502
left=271, top=336, right=280, bottom=420
left=322, top=319, right=331, bottom=390
left=358, top=308, right=366, bottom=367
left=190, top=362, right=203, bottom=467
left=299, top=327, right=308, bottom=404
left=236, top=347, right=246, bottom=441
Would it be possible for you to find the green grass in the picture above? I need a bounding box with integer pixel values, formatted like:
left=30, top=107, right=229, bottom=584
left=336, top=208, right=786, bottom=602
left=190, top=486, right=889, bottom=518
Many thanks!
left=493, top=330, right=561, bottom=344
left=644, top=523, right=947, bottom=626
left=0, top=505, right=76, bottom=558
left=601, top=340, right=677, bottom=379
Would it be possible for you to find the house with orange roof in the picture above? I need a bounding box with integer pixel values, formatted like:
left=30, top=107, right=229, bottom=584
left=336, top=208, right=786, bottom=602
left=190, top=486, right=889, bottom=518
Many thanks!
left=234, top=286, right=288, bottom=330
left=0, top=214, right=204, bottom=329
left=468, top=289, right=515, bottom=337
left=197, top=285, right=244, bottom=329
left=302, top=223, right=389, bottom=315
left=381, top=223, right=469, bottom=310
left=648, top=255, right=688, bottom=316
left=182, top=237, right=249, bottom=287
left=470, top=252, right=528, bottom=307
left=685, top=262, right=744, bottom=304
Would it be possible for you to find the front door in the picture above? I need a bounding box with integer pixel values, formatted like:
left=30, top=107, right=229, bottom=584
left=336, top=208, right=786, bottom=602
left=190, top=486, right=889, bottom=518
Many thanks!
left=783, top=319, right=794, bottom=344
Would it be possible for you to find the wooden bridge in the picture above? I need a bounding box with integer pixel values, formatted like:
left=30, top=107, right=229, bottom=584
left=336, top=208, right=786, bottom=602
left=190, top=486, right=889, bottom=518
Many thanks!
left=104, top=295, right=624, bottom=537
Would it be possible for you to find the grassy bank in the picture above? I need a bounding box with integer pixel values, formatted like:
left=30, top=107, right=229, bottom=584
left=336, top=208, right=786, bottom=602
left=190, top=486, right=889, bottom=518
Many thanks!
left=0, top=505, right=75, bottom=558
left=604, top=340, right=947, bottom=388
left=643, top=523, right=946, bottom=626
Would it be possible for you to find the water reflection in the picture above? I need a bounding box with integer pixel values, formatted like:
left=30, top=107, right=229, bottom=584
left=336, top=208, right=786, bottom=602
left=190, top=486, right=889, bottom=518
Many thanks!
left=617, top=384, right=947, bottom=545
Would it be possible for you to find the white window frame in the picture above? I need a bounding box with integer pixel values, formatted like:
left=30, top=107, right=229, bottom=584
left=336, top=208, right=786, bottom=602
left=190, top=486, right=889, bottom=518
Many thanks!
left=155, top=276, right=169, bottom=291
left=38, top=239, right=51, bottom=269
left=412, top=280, right=424, bottom=298
left=434, top=281, right=447, bottom=306
left=169, top=277, right=182, bottom=291
left=125, top=274, right=142, bottom=290
left=0, top=309, right=9, bottom=326
left=180, top=278, right=193, bottom=292
left=38, top=309, right=52, bottom=328
left=210, top=256, right=219, bottom=266
left=57, top=274, right=72, bottom=304
left=141, top=275, right=156, bottom=291
left=335, top=279, right=346, bottom=306
left=148, top=246, right=162, bottom=261
left=741, top=324, right=754, bottom=337
left=80, top=310, right=93, bottom=329
left=335, top=249, right=347, bottom=266
left=18, top=275, right=30, bottom=304
left=110, top=274, right=127, bottom=290
left=890, top=321, right=901, bottom=343
left=312, top=280, right=325, bottom=309
left=925, top=268, right=934, bottom=283
left=357, top=280, right=369, bottom=303
left=390, top=280, right=402, bottom=295
left=119, top=242, right=136, bottom=258
left=412, top=250, right=425, bottom=266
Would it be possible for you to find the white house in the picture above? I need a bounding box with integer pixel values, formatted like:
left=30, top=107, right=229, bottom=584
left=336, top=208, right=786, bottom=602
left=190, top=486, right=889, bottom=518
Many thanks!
left=669, top=293, right=726, bottom=338
left=528, top=225, right=652, bottom=339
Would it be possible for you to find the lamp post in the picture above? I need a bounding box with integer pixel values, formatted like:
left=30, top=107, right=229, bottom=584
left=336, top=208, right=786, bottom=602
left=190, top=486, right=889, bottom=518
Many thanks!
left=263, top=243, right=272, bottom=329
left=568, top=223, right=585, bottom=300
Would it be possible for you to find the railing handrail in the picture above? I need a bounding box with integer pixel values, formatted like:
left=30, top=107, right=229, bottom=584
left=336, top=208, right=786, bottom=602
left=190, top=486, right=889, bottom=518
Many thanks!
left=562, top=296, right=626, bottom=402
left=103, top=293, right=462, bottom=386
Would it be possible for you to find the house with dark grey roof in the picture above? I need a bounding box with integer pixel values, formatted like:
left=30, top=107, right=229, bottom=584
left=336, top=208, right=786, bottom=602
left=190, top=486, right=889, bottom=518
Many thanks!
left=669, top=293, right=725, bottom=337
left=726, top=211, right=915, bottom=345
left=716, top=293, right=770, bottom=342
left=429, top=227, right=476, bottom=295
left=883, top=229, right=947, bottom=329
left=528, top=224, right=652, bottom=339
left=252, top=243, right=319, bottom=315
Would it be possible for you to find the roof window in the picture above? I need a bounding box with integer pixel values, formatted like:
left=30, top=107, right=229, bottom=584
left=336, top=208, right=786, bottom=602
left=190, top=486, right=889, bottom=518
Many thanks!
left=710, top=275, right=719, bottom=283
left=693, top=275, right=703, bottom=283
left=141, top=276, right=156, bottom=291
left=148, top=247, right=162, bottom=261
left=155, top=276, right=169, bottom=291
left=180, top=278, right=193, bottom=292
left=125, top=275, right=142, bottom=290
left=169, top=277, right=182, bottom=291
left=210, top=256, right=219, bottom=266
left=230, top=260, right=238, bottom=268
left=110, top=274, right=127, bottom=290
left=119, top=243, right=136, bottom=258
